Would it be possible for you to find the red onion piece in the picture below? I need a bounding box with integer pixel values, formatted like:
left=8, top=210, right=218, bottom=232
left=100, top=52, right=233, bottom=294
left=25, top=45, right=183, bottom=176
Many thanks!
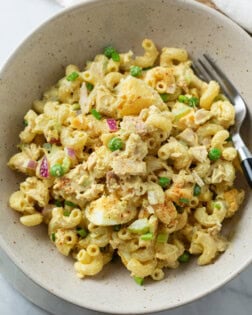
left=27, top=160, right=38, bottom=170
left=66, top=147, right=76, bottom=159
left=42, top=204, right=54, bottom=216
left=106, top=119, right=118, bottom=132
left=40, top=156, right=49, bottom=178
left=49, top=137, right=61, bottom=145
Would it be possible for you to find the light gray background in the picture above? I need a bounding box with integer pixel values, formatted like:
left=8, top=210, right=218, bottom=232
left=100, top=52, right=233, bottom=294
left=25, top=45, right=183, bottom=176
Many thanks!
left=0, top=1, right=252, bottom=315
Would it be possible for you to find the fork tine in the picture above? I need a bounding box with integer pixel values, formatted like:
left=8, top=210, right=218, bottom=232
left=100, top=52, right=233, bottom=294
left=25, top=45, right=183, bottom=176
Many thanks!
left=192, top=60, right=211, bottom=82
left=197, top=58, right=231, bottom=98
left=203, top=54, right=238, bottom=97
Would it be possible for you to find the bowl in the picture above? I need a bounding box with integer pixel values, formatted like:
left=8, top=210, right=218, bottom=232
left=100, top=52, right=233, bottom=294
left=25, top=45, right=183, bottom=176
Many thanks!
left=0, top=0, right=252, bottom=313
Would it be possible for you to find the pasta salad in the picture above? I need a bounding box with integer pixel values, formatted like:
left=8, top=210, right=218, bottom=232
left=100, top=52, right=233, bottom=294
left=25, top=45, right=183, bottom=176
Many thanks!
left=8, top=39, right=245, bottom=285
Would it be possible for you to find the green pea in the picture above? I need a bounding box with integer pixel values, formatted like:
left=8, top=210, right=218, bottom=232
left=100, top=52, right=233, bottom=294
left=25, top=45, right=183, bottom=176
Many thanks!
left=178, top=251, right=190, bottom=263
left=108, top=137, right=123, bottom=152
left=104, top=46, right=116, bottom=58
left=86, top=82, right=94, bottom=91
left=50, top=164, right=64, bottom=177
left=111, top=51, right=120, bottom=62
left=130, top=66, right=142, bottom=77
left=208, top=148, right=222, bottom=161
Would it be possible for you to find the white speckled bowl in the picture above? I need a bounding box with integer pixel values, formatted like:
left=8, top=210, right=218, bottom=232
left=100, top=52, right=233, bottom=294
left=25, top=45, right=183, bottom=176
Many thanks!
left=0, top=0, right=252, bottom=313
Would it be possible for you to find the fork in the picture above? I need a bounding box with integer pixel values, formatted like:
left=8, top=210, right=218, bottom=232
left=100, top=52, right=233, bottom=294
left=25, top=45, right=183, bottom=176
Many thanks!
left=193, top=55, right=252, bottom=188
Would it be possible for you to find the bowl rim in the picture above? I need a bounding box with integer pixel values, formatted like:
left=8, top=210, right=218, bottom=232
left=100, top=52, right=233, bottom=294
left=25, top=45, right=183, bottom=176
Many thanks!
left=1, top=0, right=252, bottom=313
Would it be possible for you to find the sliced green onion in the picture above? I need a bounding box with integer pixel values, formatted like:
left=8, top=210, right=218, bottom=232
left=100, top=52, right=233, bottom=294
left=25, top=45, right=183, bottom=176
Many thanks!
left=23, top=119, right=28, bottom=127
left=157, top=233, right=169, bottom=243
left=179, top=198, right=189, bottom=204
left=193, top=184, right=201, bottom=196
left=66, top=71, right=79, bottom=82
left=143, top=66, right=153, bottom=71
left=64, top=200, right=77, bottom=208
left=188, top=96, right=199, bottom=107
left=174, top=203, right=184, bottom=213
left=130, top=66, right=142, bottom=77
left=208, top=148, right=222, bottom=161
left=54, top=200, right=63, bottom=207
left=178, top=95, right=199, bottom=107
left=226, top=135, right=232, bottom=142
left=51, top=233, right=56, bottom=242
left=76, top=227, right=88, bottom=238
left=128, top=218, right=149, bottom=234
left=111, top=51, right=120, bottom=62
left=141, top=232, right=154, bottom=241
left=178, top=95, right=189, bottom=103
left=50, top=164, right=65, bottom=177
left=160, top=93, right=169, bottom=102
left=72, top=103, right=81, bottom=110
left=91, top=108, right=102, bottom=120
left=133, top=276, right=144, bottom=286
left=86, top=82, right=94, bottom=91
left=178, top=251, right=190, bottom=263
left=113, top=224, right=121, bottom=231
left=158, top=177, right=171, bottom=189
left=108, top=137, right=123, bottom=152
left=63, top=210, right=71, bottom=217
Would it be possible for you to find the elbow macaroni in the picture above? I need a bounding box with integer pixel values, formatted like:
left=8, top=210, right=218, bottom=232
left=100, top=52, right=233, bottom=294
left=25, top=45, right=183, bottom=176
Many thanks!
left=7, top=39, right=245, bottom=284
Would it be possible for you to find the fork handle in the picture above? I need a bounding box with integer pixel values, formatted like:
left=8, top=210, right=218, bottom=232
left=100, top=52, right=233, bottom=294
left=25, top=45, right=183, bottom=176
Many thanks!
left=241, top=158, right=252, bottom=188
left=238, top=146, right=252, bottom=188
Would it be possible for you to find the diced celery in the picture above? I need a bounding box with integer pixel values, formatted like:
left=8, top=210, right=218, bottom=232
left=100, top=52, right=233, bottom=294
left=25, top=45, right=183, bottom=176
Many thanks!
left=173, top=106, right=191, bottom=121
left=148, top=215, right=158, bottom=234
left=141, top=232, right=153, bottom=241
left=62, top=157, right=71, bottom=173
left=157, top=233, right=168, bottom=243
left=128, top=218, right=149, bottom=234
left=133, top=276, right=144, bottom=286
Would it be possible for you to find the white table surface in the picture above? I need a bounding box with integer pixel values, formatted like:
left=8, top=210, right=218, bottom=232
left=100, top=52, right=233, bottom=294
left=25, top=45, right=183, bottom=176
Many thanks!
left=1, top=1, right=252, bottom=315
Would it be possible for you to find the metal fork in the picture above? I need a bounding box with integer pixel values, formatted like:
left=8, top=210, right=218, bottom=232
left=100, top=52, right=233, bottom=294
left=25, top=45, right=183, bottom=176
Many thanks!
left=193, top=55, right=252, bottom=188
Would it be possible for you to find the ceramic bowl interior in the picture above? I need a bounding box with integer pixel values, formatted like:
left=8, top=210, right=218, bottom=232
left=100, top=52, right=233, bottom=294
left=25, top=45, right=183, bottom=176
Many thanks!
left=0, top=0, right=252, bottom=313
